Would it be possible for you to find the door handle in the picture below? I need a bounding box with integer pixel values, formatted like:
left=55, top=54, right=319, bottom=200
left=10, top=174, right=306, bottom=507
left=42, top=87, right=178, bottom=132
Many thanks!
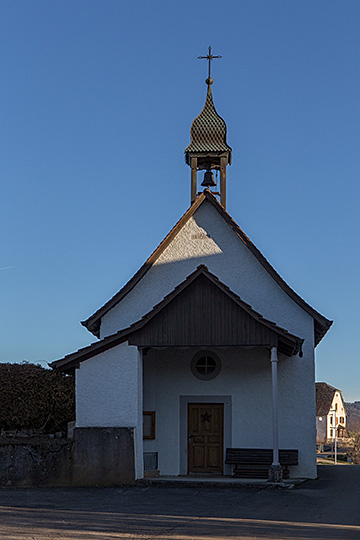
left=188, top=433, right=192, bottom=441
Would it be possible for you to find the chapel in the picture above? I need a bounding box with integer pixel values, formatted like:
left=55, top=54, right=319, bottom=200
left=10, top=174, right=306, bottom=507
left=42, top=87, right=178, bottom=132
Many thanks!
left=52, top=48, right=332, bottom=485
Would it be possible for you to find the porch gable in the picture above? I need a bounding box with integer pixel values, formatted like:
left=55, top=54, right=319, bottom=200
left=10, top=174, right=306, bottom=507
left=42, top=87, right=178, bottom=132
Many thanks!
left=129, top=266, right=302, bottom=356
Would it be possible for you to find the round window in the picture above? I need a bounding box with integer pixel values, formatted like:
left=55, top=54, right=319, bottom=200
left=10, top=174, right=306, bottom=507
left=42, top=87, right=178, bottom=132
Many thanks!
left=191, top=351, right=221, bottom=381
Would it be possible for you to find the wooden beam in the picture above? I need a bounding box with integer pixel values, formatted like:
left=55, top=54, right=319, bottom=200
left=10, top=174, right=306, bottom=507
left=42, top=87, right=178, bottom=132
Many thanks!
left=220, top=156, right=227, bottom=208
left=191, top=157, right=197, bottom=204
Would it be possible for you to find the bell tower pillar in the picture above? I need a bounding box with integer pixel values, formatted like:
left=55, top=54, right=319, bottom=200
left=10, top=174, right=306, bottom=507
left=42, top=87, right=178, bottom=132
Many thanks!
left=220, top=155, right=227, bottom=208
left=191, top=157, right=198, bottom=204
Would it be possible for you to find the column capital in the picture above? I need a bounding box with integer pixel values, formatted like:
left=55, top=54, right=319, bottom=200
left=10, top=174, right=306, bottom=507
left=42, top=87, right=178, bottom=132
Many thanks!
left=270, top=347, right=278, bottom=363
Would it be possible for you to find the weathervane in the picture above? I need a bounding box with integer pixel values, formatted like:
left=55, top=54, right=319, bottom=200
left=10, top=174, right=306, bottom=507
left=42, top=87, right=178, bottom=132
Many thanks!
left=198, top=46, right=222, bottom=84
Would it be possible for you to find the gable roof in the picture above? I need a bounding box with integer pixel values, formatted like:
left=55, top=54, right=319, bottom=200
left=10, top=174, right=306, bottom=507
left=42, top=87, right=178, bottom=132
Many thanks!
left=128, top=265, right=303, bottom=355
left=316, top=382, right=345, bottom=416
left=82, top=189, right=332, bottom=346
left=52, top=265, right=303, bottom=373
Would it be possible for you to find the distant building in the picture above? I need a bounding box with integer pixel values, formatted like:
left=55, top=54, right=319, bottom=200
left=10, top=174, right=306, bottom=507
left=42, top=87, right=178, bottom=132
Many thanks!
left=316, top=382, right=347, bottom=446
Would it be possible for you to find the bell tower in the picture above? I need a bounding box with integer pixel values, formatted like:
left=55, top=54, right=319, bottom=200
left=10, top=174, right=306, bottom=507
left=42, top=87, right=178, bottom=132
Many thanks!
left=185, top=46, right=232, bottom=208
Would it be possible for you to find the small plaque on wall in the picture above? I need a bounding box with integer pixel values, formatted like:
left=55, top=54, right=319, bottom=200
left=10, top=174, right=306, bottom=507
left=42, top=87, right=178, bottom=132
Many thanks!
left=143, top=411, right=155, bottom=439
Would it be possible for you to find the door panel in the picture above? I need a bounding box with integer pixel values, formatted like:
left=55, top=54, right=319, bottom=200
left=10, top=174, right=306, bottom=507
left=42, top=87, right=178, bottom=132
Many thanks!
left=188, top=403, right=224, bottom=474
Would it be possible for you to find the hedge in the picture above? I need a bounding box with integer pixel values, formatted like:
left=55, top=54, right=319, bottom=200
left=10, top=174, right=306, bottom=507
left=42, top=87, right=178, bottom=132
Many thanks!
left=0, top=362, right=75, bottom=433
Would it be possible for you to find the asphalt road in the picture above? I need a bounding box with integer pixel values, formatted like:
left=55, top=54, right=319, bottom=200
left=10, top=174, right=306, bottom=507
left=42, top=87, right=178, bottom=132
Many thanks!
left=0, top=465, right=359, bottom=539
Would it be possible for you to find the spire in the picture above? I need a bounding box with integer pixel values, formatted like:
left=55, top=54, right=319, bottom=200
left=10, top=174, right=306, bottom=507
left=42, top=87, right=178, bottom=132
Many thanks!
left=185, top=47, right=232, bottom=208
left=185, top=84, right=232, bottom=156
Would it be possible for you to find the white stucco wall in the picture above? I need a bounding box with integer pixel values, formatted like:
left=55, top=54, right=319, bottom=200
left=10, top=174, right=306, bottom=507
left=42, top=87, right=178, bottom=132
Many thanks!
left=143, top=346, right=317, bottom=479
left=80, top=200, right=319, bottom=479
left=76, top=342, right=144, bottom=478
left=102, top=200, right=317, bottom=477
left=100, top=201, right=315, bottom=349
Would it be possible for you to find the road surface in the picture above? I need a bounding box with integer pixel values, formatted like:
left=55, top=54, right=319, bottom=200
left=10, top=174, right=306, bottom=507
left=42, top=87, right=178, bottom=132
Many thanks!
left=0, top=465, right=359, bottom=539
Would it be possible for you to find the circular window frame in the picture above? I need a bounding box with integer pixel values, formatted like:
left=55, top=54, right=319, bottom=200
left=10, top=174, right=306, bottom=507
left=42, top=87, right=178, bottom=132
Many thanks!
left=190, top=351, right=222, bottom=381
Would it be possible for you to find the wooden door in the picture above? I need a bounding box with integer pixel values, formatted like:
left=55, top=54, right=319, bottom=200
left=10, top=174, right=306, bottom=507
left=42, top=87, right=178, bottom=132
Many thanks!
left=188, top=403, right=224, bottom=474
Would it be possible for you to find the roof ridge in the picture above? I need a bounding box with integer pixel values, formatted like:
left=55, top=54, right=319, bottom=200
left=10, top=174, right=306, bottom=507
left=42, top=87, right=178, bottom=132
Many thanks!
left=316, top=382, right=340, bottom=391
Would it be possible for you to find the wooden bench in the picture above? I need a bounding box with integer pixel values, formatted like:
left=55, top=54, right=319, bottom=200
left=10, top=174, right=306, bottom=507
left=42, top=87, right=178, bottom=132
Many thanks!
left=225, top=448, right=298, bottom=479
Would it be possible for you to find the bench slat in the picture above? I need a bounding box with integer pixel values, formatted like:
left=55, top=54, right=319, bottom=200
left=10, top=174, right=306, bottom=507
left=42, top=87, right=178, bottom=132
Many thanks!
left=225, top=448, right=298, bottom=467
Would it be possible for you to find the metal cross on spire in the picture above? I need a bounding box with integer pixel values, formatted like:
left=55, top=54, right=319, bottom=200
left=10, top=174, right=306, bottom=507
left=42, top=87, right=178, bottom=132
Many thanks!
left=198, top=46, right=222, bottom=82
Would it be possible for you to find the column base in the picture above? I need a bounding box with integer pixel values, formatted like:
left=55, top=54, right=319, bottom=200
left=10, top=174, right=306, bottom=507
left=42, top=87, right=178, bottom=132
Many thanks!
left=268, top=464, right=283, bottom=483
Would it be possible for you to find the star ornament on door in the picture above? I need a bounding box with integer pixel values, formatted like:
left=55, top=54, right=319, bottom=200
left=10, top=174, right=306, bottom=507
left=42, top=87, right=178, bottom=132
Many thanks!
left=201, top=412, right=212, bottom=423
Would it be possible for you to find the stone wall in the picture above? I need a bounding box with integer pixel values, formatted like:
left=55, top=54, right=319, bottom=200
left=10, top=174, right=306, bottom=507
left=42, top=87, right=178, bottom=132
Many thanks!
left=72, top=427, right=135, bottom=486
left=0, top=427, right=135, bottom=487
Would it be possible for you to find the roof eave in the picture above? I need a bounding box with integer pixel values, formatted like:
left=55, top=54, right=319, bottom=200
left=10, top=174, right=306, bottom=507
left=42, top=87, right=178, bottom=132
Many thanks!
left=54, top=264, right=304, bottom=373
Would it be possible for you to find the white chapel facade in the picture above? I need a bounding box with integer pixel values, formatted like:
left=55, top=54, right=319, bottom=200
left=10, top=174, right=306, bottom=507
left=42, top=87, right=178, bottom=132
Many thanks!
left=52, top=50, right=332, bottom=484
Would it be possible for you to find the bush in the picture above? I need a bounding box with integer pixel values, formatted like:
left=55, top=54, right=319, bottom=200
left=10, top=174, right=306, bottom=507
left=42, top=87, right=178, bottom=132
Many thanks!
left=0, top=363, right=74, bottom=433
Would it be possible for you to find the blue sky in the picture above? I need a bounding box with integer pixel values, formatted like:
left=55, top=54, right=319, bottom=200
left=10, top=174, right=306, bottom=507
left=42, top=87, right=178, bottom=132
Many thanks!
left=1, top=0, right=359, bottom=402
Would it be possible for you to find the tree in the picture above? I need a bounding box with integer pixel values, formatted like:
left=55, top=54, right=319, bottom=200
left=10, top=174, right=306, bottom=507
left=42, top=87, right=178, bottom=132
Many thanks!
left=345, top=402, right=360, bottom=432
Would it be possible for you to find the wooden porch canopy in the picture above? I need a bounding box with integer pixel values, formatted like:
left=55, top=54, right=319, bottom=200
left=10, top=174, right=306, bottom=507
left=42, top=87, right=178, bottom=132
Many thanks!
left=51, top=265, right=303, bottom=373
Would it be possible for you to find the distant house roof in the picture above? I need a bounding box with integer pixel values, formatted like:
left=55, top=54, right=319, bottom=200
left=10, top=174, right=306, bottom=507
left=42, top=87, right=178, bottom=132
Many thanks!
left=51, top=265, right=304, bottom=373
left=82, top=189, right=332, bottom=345
left=316, top=382, right=343, bottom=416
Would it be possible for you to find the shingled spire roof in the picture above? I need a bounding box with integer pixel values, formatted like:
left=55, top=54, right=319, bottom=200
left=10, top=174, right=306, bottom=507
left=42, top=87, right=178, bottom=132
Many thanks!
left=185, top=47, right=232, bottom=207
left=185, top=83, right=232, bottom=160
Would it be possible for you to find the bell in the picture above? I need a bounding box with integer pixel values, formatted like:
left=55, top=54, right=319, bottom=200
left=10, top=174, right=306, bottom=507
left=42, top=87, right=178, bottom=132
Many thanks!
left=201, top=169, right=216, bottom=187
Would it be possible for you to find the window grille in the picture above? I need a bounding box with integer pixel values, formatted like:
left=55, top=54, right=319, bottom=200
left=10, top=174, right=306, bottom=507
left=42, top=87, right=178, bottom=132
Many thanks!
left=144, top=452, right=158, bottom=471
